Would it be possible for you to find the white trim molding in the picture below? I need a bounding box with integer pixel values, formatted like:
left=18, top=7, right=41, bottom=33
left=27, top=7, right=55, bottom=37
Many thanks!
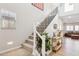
left=0, top=45, right=21, bottom=55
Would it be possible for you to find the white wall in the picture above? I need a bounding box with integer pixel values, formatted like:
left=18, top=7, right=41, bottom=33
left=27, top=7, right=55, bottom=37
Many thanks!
left=44, top=3, right=59, bottom=15
left=45, top=14, right=63, bottom=38
left=0, top=3, right=45, bottom=52
left=0, top=3, right=58, bottom=52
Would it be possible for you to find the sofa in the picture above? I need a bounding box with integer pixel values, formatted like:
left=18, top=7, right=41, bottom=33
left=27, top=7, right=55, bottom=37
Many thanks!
left=64, top=31, right=79, bottom=39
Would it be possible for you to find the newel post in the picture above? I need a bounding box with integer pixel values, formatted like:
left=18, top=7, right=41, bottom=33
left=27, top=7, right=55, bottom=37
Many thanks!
left=32, top=23, right=36, bottom=55
left=42, top=35, right=46, bottom=56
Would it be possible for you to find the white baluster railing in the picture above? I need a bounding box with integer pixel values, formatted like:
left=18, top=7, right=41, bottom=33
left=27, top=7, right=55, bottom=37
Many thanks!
left=33, top=23, right=46, bottom=56
left=32, top=7, right=58, bottom=56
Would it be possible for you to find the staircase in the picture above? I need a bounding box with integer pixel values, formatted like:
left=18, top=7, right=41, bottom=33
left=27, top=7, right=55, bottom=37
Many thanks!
left=21, top=33, right=34, bottom=55
left=21, top=7, right=58, bottom=56
left=33, top=7, right=58, bottom=56
left=36, top=7, right=58, bottom=34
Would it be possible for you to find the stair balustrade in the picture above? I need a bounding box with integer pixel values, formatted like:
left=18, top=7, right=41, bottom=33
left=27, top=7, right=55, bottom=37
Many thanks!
left=33, top=7, right=58, bottom=56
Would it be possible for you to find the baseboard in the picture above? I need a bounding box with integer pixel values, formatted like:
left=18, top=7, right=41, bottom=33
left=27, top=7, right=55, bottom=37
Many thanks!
left=0, top=45, right=21, bottom=54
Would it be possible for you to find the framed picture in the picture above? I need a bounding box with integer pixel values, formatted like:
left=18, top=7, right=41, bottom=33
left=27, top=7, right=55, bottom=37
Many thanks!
left=32, top=3, right=44, bottom=11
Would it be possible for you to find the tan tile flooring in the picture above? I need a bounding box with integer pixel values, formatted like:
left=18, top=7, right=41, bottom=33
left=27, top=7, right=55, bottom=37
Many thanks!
left=0, top=47, right=64, bottom=56
left=0, top=47, right=32, bottom=56
left=1, top=37, right=79, bottom=56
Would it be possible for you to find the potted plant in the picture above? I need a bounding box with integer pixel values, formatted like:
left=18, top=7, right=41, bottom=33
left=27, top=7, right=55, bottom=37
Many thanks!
left=42, top=32, right=51, bottom=52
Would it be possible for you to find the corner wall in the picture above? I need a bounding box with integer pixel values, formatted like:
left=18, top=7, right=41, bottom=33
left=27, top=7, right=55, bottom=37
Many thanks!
left=45, top=14, right=63, bottom=37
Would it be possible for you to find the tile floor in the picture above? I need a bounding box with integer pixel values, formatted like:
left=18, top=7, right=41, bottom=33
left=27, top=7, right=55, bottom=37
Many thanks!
left=0, top=47, right=32, bottom=56
left=1, top=37, right=79, bottom=56
left=63, top=37, right=79, bottom=56
left=52, top=37, right=79, bottom=56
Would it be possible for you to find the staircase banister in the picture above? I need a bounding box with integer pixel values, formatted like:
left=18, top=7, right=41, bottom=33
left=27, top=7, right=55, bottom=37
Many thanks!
left=33, top=6, right=58, bottom=56
left=36, top=30, right=45, bottom=40
left=50, top=7, right=58, bottom=16
left=45, top=7, right=58, bottom=19
left=36, top=6, right=58, bottom=27
left=36, top=30, right=46, bottom=56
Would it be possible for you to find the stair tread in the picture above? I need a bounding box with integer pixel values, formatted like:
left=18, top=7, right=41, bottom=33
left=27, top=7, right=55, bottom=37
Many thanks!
left=28, top=35, right=33, bottom=39
left=22, top=43, right=33, bottom=52
left=22, top=43, right=33, bottom=49
left=26, top=39, right=33, bottom=42
left=25, top=39, right=33, bottom=45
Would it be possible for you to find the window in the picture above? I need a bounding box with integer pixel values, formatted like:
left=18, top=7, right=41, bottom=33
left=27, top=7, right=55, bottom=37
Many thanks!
left=75, top=25, right=79, bottom=31
left=1, top=16, right=16, bottom=29
left=2, top=19, right=8, bottom=28
left=64, top=3, right=74, bottom=12
left=66, top=25, right=73, bottom=31
left=0, top=9, right=16, bottom=29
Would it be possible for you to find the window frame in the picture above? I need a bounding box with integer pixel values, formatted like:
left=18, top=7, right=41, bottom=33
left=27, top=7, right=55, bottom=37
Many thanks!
left=66, top=25, right=74, bottom=31
left=0, top=15, right=16, bottom=29
left=64, top=3, right=74, bottom=12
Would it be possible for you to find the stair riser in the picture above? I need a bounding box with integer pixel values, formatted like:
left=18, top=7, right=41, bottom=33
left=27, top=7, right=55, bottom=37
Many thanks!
left=28, top=36, right=33, bottom=39
left=21, top=45, right=33, bottom=52
left=25, top=40, right=33, bottom=45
